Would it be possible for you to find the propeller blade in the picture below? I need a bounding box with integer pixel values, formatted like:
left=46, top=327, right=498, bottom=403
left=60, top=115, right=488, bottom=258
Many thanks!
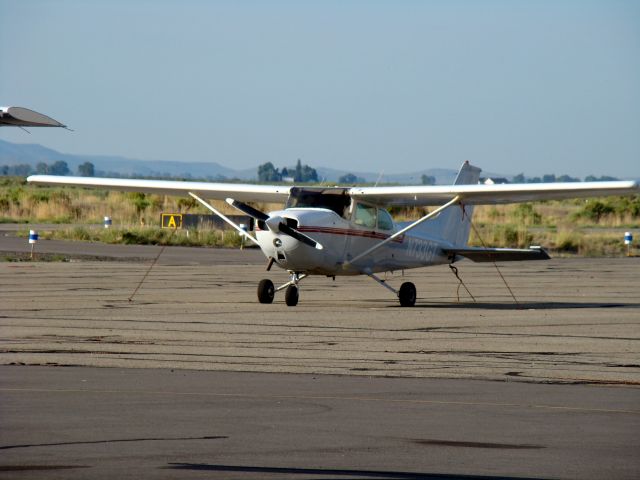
left=225, top=198, right=269, bottom=221
left=226, top=198, right=323, bottom=250
left=278, top=223, right=323, bottom=250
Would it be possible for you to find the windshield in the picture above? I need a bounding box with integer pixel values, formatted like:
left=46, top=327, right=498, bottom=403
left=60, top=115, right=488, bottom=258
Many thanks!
left=377, top=208, right=394, bottom=231
left=354, top=203, right=377, bottom=228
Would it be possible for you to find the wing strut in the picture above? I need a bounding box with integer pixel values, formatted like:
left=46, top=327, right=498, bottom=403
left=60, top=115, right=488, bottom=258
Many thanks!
left=187, top=192, right=259, bottom=245
left=344, top=195, right=461, bottom=267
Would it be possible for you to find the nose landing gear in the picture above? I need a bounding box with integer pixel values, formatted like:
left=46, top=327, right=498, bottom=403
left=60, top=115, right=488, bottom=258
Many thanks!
left=257, top=272, right=306, bottom=307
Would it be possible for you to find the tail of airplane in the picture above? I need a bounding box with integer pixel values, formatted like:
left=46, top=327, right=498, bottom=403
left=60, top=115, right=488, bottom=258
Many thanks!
left=422, top=161, right=481, bottom=246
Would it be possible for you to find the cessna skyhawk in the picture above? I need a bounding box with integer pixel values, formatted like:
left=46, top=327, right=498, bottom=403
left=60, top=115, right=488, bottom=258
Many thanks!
left=27, top=162, right=638, bottom=306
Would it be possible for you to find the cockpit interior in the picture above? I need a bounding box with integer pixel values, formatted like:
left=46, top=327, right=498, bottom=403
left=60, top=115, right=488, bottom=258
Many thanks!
left=285, top=187, right=395, bottom=231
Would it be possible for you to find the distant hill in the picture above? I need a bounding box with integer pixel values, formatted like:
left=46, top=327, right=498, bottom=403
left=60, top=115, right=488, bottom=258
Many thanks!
left=0, top=139, right=238, bottom=180
left=0, top=139, right=460, bottom=184
left=3, top=140, right=636, bottom=184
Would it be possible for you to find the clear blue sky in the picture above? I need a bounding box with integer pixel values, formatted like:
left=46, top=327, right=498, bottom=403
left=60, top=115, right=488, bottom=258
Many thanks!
left=1, top=0, right=639, bottom=178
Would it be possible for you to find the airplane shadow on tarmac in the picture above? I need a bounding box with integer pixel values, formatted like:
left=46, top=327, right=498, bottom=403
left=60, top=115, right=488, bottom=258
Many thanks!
left=411, top=301, right=639, bottom=310
left=166, top=463, right=550, bottom=480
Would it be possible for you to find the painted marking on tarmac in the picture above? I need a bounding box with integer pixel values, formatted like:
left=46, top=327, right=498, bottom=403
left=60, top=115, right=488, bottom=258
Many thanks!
left=0, top=435, right=227, bottom=451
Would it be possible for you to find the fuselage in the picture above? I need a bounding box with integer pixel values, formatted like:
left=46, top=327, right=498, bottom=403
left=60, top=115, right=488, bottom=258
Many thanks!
left=255, top=206, right=452, bottom=276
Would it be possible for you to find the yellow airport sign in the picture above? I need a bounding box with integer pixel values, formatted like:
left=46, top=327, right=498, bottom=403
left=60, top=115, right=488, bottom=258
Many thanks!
left=161, top=213, right=183, bottom=229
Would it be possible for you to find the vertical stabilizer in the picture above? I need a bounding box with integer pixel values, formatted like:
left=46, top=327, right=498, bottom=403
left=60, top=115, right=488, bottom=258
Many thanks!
left=424, top=161, right=481, bottom=246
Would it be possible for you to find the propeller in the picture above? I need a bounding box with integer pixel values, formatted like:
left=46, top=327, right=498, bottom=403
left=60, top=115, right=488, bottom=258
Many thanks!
left=226, top=198, right=323, bottom=250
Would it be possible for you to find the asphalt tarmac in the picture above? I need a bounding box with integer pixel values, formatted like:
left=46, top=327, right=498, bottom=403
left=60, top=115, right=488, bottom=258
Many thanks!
left=1, top=236, right=639, bottom=479
left=0, top=233, right=265, bottom=265
left=2, top=366, right=639, bottom=480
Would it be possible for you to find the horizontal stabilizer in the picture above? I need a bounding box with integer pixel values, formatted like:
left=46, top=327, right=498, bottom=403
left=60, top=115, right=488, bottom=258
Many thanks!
left=443, top=246, right=551, bottom=262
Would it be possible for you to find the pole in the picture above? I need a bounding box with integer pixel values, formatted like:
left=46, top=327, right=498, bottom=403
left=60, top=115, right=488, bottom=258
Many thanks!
left=28, top=230, right=38, bottom=260
left=624, top=231, right=632, bottom=257
left=240, top=224, right=247, bottom=250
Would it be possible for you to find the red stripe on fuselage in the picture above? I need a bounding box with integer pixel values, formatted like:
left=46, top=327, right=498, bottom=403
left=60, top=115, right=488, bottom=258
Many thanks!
left=297, top=226, right=404, bottom=243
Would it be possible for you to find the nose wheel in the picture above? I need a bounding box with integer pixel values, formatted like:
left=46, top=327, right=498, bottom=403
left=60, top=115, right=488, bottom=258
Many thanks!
left=284, top=285, right=299, bottom=306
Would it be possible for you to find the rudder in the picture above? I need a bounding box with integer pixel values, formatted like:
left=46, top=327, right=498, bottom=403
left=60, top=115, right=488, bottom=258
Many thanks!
left=424, top=161, right=481, bottom=246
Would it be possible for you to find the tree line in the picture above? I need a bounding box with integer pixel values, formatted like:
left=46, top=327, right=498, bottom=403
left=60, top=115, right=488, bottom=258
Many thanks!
left=1, top=161, right=95, bottom=177
left=511, top=173, right=619, bottom=183
left=258, top=159, right=319, bottom=183
left=0, top=159, right=625, bottom=185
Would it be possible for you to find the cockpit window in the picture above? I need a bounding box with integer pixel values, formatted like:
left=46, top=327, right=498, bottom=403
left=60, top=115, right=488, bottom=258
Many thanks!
left=377, top=208, right=394, bottom=231
left=354, top=203, right=377, bottom=229
left=286, top=188, right=351, bottom=218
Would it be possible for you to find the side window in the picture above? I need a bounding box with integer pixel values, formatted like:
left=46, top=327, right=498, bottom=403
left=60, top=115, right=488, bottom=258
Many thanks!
left=354, top=203, right=377, bottom=229
left=377, top=208, right=394, bottom=231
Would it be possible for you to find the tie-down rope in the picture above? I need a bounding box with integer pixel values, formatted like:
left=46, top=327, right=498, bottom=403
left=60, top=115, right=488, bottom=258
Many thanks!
left=448, top=264, right=476, bottom=302
left=128, top=225, right=178, bottom=302
left=451, top=202, right=520, bottom=306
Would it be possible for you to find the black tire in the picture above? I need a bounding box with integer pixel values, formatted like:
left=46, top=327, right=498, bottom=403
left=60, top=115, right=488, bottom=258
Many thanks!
left=257, top=279, right=275, bottom=304
left=285, top=285, right=299, bottom=307
left=398, top=282, right=416, bottom=307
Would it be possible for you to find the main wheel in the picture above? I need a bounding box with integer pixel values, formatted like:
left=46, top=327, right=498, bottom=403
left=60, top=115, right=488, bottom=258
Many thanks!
left=285, top=285, right=299, bottom=307
left=257, top=279, right=275, bottom=304
left=398, top=282, right=416, bottom=307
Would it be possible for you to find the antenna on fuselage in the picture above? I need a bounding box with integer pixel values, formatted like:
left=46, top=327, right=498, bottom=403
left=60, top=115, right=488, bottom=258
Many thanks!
left=374, top=170, right=384, bottom=187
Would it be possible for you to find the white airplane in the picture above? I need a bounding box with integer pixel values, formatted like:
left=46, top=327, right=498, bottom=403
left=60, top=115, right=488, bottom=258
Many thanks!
left=27, top=162, right=638, bottom=306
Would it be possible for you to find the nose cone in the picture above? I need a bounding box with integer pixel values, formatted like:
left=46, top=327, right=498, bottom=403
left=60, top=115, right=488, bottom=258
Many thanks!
left=265, top=215, right=284, bottom=231
left=255, top=209, right=333, bottom=272
left=256, top=229, right=308, bottom=269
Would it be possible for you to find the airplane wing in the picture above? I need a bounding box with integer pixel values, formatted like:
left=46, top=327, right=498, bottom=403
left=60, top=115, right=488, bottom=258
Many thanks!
left=26, top=175, right=291, bottom=204
left=349, top=181, right=640, bottom=206
left=28, top=157, right=639, bottom=207
left=442, top=246, right=551, bottom=262
left=0, top=106, right=67, bottom=128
